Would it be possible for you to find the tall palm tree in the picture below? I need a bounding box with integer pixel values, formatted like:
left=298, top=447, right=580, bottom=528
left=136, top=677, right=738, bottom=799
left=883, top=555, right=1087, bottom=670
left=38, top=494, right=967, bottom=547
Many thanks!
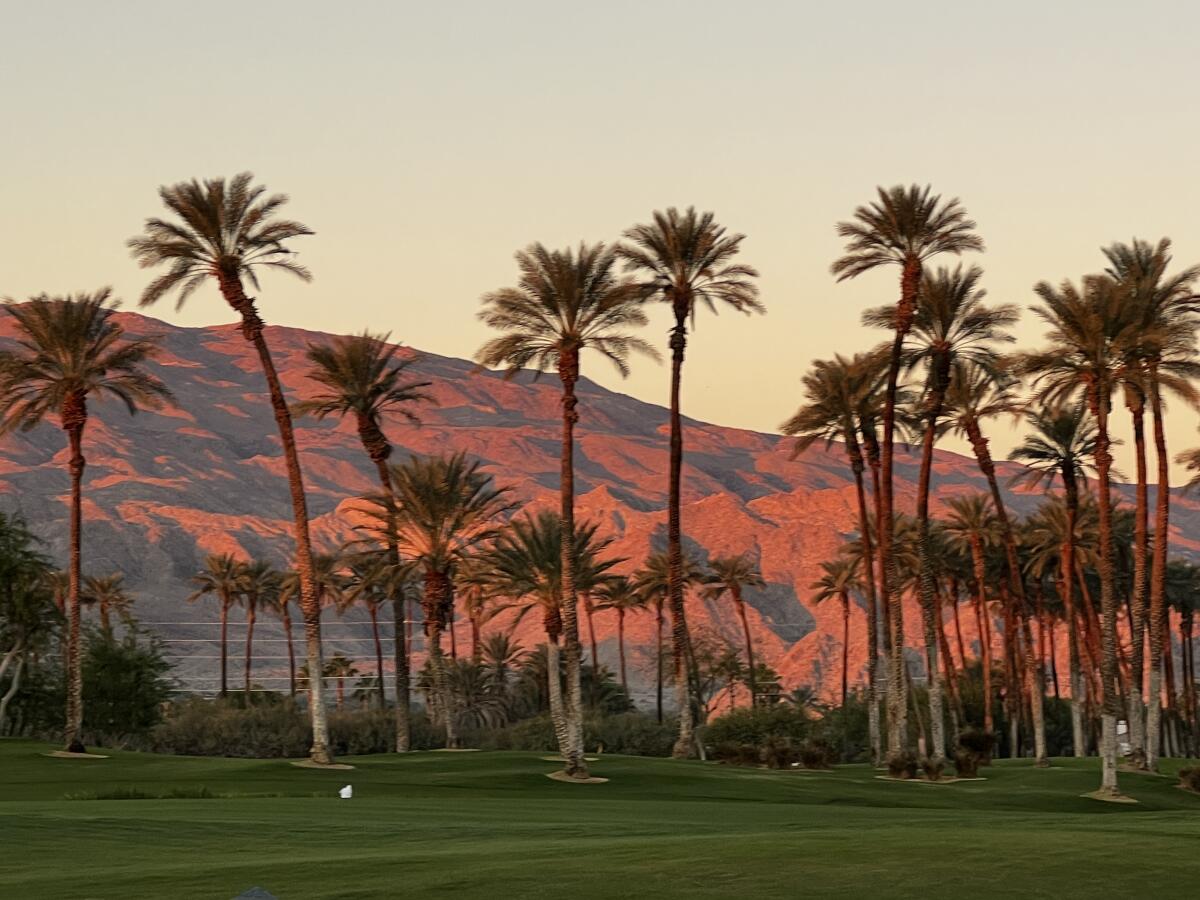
left=619, top=208, right=763, bottom=757
left=782, top=351, right=885, bottom=759
left=80, top=574, right=134, bottom=635
left=362, top=452, right=512, bottom=748
left=810, top=556, right=863, bottom=709
left=1018, top=274, right=1136, bottom=796
left=866, top=264, right=1015, bottom=762
left=702, top=554, right=767, bottom=708
left=127, top=173, right=335, bottom=763
left=831, top=185, right=983, bottom=760
left=188, top=553, right=245, bottom=699
left=632, top=550, right=708, bottom=725
left=0, top=293, right=171, bottom=752
left=1104, top=238, right=1200, bottom=770
left=295, top=331, right=432, bottom=748
left=476, top=241, right=653, bottom=776
left=236, top=559, right=280, bottom=697
left=593, top=575, right=650, bottom=694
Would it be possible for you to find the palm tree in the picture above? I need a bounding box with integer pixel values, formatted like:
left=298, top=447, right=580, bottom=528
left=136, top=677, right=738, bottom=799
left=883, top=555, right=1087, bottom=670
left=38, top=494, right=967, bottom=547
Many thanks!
left=362, top=452, right=511, bottom=748
left=340, top=552, right=394, bottom=707
left=236, top=559, right=280, bottom=697
left=0, top=293, right=171, bottom=752
left=128, top=172, right=336, bottom=763
left=1018, top=274, right=1135, bottom=796
left=263, top=585, right=298, bottom=697
left=943, top=495, right=1001, bottom=735
left=782, top=351, right=885, bottom=759
left=831, top=185, right=984, bottom=760
left=1104, top=238, right=1200, bottom=770
left=632, top=550, right=709, bottom=724
left=477, top=241, right=653, bottom=776
left=295, top=331, right=432, bottom=748
left=325, top=655, right=360, bottom=711
left=702, top=555, right=767, bottom=708
left=188, top=553, right=245, bottom=699
left=80, top=574, right=134, bottom=635
left=866, top=263, right=1015, bottom=762
left=593, top=576, right=650, bottom=694
left=810, top=556, right=863, bottom=709
left=619, top=208, right=763, bottom=757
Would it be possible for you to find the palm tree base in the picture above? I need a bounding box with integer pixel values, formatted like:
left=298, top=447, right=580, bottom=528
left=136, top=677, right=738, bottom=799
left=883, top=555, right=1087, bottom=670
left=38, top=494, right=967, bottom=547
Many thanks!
left=46, top=750, right=108, bottom=759
left=290, top=760, right=355, bottom=770
left=1082, top=789, right=1138, bottom=804
left=65, top=739, right=87, bottom=754
left=545, top=770, right=608, bottom=784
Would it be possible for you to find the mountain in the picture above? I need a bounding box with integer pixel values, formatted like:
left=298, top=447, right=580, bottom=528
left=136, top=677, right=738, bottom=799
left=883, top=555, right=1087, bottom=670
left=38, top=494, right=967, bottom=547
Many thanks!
left=2, top=311, right=1198, bottom=702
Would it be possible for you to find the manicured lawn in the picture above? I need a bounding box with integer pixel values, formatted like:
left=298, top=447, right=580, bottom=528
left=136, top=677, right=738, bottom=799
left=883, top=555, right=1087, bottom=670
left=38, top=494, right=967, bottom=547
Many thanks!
left=2, top=740, right=1198, bottom=899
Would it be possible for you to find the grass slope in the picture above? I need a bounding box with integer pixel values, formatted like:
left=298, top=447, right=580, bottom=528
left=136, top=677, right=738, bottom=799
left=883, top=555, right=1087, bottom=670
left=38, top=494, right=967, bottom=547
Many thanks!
left=2, top=740, right=1197, bottom=899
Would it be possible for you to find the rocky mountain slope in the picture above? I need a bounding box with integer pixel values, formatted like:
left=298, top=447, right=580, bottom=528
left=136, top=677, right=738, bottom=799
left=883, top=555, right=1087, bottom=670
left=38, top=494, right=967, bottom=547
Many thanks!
left=2, top=312, right=1197, bottom=701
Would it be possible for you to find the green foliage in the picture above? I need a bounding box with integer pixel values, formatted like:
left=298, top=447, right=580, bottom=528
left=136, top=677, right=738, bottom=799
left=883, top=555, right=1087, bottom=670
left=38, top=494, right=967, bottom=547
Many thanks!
left=705, top=704, right=821, bottom=748
left=81, top=628, right=175, bottom=747
left=466, top=712, right=675, bottom=757
left=1179, top=767, right=1200, bottom=794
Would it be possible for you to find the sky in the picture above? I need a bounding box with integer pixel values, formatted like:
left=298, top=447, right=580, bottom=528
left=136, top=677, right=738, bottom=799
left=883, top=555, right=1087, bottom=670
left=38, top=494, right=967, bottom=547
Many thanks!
left=4, top=0, right=1200, bottom=480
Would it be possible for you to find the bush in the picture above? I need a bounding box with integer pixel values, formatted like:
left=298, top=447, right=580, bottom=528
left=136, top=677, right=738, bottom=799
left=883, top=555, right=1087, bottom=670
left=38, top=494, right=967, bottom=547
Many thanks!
left=954, top=728, right=996, bottom=777
left=887, top=750, right=918, bottom=779
left=762, top=737, right=801, bottom=769
left=82, top=628, right=175, bottom=748
left=799, top=739, right=837, bottom=770
left=954, top=748, right=980, bottom=778
left=712, top=741, right=761, bottom=767
left=149, top=697, right=439, bottom=757
left=1179, top=767, right=1200, bottom=794
left=922, top=756, right=945, bottom=781
left=705, top=705, right=818, bottom=748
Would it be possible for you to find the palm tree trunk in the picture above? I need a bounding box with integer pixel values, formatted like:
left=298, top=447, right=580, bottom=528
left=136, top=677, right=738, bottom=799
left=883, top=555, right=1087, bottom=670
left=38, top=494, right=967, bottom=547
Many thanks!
left=557, top=353, right=588, bottom=778
left=966, top=419, right=1046, bottom=765
left=848, top=434, right=881, bottom=763
left=1091, top=387, right=1121, bottom=795
left=951, top=585, right=968, bottom=671
left=281, top=606, right=296, bottom=698
left=218, top=282, right=331, bottom=764
left=470, top=614, right=481, bottom=664
left=219, top=600, right=229, bottom=699
left=735, top=594, right=758, bottom=707
left=617, top=608, right=628, bottom=692
left=936, top=591, right=964, bottom=730
left=1127, top=402, right=1149, bottom=762
left=655, top=599, right=664, bottom=724
left=545, top=636, right=570, bottom=752
left=368, top=603, right=385, bottom=708
left=667, top=312, right=695, bottom=758
left=840, top=592, right=851, bottom=709
left=424, top=569, right=458, bottom=748
left=970, top=539, right=994, bottom=734
left=63, top=414, right=86, bottom=753
left=1146, top=370, right=1170, bottom=771
left=915, top=399, right=947, bottom=762
left=244, top=606, right=256, bottom=697
left=878, top=257, right=921, bottom=759
left=368, top=456, right=411, bottom=750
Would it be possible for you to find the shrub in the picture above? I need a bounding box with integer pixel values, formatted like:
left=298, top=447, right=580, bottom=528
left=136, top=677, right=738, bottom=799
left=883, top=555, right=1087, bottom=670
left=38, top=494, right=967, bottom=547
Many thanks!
left=705, top=705, right=818, bottom=748
left=799, top=739, right=837, bottom=770
left=712, top=741, right=762, bottom=767
left=82, top=628, right=175, bottom=747
left=762, top=737, right=801, bottom=769
left=1179, top=767, right=1200, bottom=794
left=887, top=750, right=918, bottom=779
left=954, top=748, right=980, bottom=778
left=922, top=756, right=945, bottom=781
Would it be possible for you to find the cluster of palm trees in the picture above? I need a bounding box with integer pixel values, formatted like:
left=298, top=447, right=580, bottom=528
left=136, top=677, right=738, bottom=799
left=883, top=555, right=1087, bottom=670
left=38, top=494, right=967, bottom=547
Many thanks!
left=3, top=173, right=1197, bottom=794
left=785, top=185, right=1200, bottom=797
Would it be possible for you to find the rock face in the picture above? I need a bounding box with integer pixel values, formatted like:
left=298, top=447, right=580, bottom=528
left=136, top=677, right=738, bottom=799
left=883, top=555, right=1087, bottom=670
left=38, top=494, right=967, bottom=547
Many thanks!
left=2, top=312, right=1197, bottom=702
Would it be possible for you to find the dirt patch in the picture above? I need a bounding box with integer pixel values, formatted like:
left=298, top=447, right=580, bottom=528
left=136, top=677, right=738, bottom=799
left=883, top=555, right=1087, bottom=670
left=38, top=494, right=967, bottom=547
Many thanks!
left=874, top=775, right=986, bottom=785
left=1081, top=790, right=1139, bottom=804
left=289, top=760, right=355, bottom=771
left=44, top=751, right=109, bottom=760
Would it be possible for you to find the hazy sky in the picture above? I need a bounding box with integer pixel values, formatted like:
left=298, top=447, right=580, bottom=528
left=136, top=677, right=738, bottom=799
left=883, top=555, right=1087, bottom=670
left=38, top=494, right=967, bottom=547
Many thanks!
left=4, top=1, right=1200, bottom=479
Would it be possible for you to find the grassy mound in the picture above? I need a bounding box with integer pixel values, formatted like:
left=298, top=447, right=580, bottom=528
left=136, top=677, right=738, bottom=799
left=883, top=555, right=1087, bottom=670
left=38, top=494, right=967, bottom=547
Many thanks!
left=2, top=739, right=1198, bottom=898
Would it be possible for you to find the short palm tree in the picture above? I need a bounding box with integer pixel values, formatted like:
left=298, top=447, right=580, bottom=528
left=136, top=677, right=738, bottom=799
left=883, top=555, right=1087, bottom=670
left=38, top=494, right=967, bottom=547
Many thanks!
left=702, top=554, right=766, bottom=708
left=0, top=292, right=171, bottom=752
left=80, top=573, right=134, bottom=635
left=831, top=184, right=983, bottom=760
left=263, top=585, right=298, bottom=697
left=476, top=241, right=653, bottom=776
left=342, top=550, right=406, bottom=708
left=295, top=331, right=432, bottom=751
left=235, top=559, right=280, bottom=697
left=782, top=351, right=885, bottom=758
left=810, top=556, right=863, bottom=709
left=128, top=172, right=336, bottom=763
left=632, top=550, right=709, bottom=724
left=188, top=553, right=245, bottom=699
left=361, top=452, right=512, bottom=748
left=1017, top=273, right=1135, bottom=796
left=1104, top=237, right=1200, bottom=770
left=325, top=655, right=360, bottom=711
left=619, top=208, right=763, bottom=757
left=593, top=575, right=649, bottom=693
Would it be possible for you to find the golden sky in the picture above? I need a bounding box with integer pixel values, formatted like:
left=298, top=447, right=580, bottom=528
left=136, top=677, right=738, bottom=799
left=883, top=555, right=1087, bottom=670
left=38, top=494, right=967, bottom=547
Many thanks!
left=4, top=0, right=1200, bottom=479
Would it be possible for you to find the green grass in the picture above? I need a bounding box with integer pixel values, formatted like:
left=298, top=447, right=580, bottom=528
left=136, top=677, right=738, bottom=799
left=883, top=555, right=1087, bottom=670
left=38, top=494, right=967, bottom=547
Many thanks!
left=2, top=740, right=1198, bottom=899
